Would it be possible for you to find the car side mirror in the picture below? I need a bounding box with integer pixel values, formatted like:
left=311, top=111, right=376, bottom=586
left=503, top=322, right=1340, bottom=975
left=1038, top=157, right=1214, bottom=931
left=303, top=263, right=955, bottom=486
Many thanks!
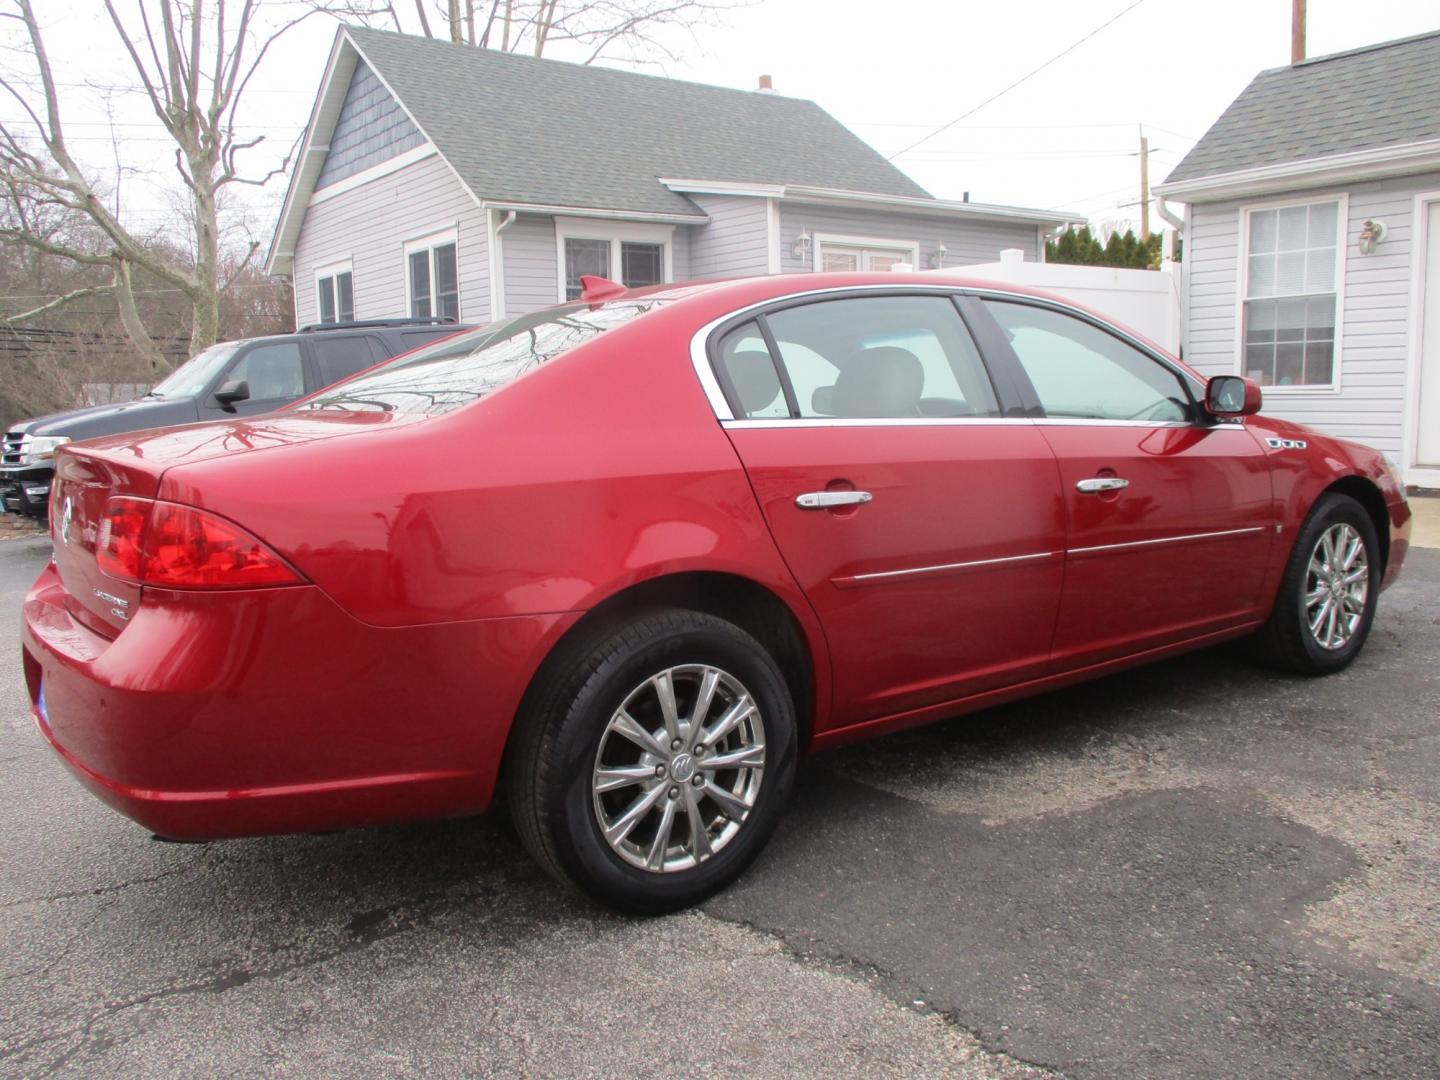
left=212, top=379, right=251, bottom=412
left=1205, top=375, right=1261, bottom=418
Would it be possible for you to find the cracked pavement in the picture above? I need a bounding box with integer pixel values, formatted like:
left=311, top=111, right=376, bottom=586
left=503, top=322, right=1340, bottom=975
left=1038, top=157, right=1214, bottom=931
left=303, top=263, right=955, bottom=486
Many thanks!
left=2, top=531, right=1438, bottom=1078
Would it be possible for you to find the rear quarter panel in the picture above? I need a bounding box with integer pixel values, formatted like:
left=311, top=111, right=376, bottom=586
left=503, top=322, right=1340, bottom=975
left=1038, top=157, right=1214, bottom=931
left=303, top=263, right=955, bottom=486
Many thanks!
left=155, top=299, right=828, bottom=685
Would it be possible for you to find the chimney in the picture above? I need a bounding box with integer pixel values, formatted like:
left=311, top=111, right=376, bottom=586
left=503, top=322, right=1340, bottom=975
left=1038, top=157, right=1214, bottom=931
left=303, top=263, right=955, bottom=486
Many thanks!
left=1291, top=0, right=1306, bottom=63
left=757, top=74, right=774, bottom=93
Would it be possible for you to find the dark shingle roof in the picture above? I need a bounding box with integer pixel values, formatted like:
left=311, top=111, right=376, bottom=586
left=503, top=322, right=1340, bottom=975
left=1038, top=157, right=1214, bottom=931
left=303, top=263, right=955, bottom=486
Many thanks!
left=1164, top=29, right=1440, bottom=185
left=346, top=26, right=930, bottom=216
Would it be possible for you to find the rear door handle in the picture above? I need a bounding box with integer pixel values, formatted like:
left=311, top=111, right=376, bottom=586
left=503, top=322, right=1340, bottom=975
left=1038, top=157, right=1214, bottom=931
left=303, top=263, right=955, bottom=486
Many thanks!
left=1076, top=477, right=1130, bottom=494
left=795, top=491, right=873, bottom=509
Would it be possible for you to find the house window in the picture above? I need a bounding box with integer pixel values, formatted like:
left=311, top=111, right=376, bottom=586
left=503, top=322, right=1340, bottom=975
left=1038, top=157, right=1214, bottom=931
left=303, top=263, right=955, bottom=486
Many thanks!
left=813, top=234, right=919, bottom=273
left=1242, top=200, right=1342, bottom=388
left=557, top=218, right=672, bottom=301
left=406, top=232, right=460, bottom=321
left=316, top=265, right=353, bottom=324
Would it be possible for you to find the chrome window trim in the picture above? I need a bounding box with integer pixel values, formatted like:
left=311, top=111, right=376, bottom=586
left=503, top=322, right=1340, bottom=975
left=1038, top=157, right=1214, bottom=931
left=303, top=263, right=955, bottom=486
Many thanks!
left=720, top=417, right=1036, bottom=430
left=718, top=417, right=1246, bottom=431
left=687, top=282, right=1208, bottom=424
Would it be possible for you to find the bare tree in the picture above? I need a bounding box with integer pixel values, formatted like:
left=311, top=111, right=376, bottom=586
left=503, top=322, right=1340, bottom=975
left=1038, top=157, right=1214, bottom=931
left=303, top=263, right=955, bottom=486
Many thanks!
left=0, top=0, right=312, bottom=368
left=334, top=0, right=740, bottom=66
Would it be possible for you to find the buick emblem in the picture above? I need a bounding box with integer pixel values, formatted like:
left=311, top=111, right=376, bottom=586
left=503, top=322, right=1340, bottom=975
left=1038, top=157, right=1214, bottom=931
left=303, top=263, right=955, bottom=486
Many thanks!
left=59, top=496, right=73, bottom=545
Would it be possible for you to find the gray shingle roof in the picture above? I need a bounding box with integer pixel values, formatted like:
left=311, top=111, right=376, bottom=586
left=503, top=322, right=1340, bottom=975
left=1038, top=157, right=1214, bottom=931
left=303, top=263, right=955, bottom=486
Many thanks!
left=346, top=26, right=930, bottom=217
left=1164, top=29, right=1440, bottom=185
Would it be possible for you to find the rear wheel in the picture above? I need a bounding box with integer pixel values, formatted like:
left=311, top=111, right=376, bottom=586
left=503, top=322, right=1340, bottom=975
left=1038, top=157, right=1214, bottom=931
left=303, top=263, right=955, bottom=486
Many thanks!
left=507, top=608, right=797, bottom=913
left=1253, top=493, right=1380, bottom=675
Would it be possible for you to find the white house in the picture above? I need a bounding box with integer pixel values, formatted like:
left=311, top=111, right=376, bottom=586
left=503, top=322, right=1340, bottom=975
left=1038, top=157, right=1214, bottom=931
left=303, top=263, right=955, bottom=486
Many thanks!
left=1154, top=29, right=1440, bottom=487
left=265, top=27, right=1075, bottom=332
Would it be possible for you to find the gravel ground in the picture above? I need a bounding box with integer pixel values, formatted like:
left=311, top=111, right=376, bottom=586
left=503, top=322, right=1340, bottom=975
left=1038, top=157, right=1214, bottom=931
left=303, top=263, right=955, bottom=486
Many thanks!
left=2, top=532, right=1436, bottom=1079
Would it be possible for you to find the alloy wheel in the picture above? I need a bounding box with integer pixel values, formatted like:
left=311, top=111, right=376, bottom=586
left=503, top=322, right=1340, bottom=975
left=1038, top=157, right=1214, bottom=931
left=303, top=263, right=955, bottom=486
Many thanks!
left=591, top=664, right=766, bottom=873
left=1304, top=522, right=1369, bottom=651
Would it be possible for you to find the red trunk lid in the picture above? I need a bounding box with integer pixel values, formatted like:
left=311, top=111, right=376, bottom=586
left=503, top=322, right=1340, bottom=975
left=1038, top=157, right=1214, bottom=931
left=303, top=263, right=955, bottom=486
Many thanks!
left=49, top=412, right=397, bottom=634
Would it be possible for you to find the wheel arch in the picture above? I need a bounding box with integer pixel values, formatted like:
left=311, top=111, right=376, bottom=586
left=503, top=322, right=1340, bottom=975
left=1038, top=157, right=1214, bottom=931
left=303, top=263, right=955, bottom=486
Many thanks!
left=505, top=570, right=822, bottom=774
left=1321, top=475, right=1391, bottom=571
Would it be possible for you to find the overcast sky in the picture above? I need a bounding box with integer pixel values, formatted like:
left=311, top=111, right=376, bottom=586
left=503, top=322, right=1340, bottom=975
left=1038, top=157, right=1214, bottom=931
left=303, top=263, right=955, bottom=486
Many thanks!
left=10, top=0, right=1440, bottom=249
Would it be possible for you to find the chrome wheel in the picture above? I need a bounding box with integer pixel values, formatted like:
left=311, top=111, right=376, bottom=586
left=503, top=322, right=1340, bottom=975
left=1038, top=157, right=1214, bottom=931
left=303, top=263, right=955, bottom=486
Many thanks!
left=592, top=664, right=766, bottom=873
left=1304, top=522, right=1370, bottom=651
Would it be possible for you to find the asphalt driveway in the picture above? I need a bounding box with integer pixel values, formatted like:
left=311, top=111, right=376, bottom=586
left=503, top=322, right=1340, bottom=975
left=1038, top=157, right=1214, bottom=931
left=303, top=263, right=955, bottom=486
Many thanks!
left=2, top=530, right=1437, bottom=1079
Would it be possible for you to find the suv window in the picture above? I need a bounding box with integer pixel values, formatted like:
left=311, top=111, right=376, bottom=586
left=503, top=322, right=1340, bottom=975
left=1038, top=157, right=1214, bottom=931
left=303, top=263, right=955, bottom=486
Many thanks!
left=716, top=295, right=999, bottom=419
left=311, top=335, right=387, bottom=387
left=229, top=342, right=305, bottom=402
left=983, top=300, right=1192, bottom=422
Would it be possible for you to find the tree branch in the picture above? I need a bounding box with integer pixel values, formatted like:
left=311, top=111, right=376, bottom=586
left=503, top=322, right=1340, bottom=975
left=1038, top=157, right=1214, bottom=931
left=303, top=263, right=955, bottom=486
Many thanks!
left=2, top=284, right=113, bottom=325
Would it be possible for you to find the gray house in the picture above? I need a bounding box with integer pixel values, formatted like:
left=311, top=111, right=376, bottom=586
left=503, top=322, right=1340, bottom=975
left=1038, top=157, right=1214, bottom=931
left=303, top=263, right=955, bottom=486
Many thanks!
left=266, top=27, right=1073, bottom=333
left=1154, top=29, right=1440, bottom=487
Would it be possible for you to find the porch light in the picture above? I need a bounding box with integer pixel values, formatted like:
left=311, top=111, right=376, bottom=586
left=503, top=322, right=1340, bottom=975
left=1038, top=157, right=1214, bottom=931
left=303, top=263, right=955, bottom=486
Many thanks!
left=791, top=229, right=812, bottom=262
left=930, top=243, right=948, bottom=269
left=1358, top=219, right=1386, bottom=255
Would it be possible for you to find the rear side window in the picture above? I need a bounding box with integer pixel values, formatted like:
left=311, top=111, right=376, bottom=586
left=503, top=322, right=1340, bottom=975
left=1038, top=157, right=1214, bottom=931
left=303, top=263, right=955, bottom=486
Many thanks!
left=298, top=300, right=661, bottom=417
left=311, top=336, right=387, bottom=388
left=229, top=343, right=305, bottom=402
left=715, top=295, right=1000, bottom=419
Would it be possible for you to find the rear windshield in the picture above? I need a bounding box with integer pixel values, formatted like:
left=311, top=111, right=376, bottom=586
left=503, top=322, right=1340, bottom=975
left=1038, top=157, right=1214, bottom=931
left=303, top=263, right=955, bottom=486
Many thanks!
left=296, top=300, right=662, bottom=417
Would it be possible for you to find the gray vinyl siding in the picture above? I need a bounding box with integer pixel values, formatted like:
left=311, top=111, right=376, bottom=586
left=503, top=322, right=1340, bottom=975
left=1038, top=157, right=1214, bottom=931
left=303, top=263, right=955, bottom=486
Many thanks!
left=778, top=202, right=1040, bottom=273
left=315, top=61, right=425, bottom=190
left=292, top=153, right=488, bottom=327
left=688, top=196, right=772, bottom=278
left=1182, top=169, right=1440, bottom=454
left=499, top=215, right=694, bottom=316
left=500, top=214, right=556, bottom=316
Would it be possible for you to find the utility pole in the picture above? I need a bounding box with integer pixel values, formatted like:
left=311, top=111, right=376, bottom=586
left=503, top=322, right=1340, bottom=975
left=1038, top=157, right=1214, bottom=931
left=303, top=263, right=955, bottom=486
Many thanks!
left=1139, top=127, right=1151, bottom=241
left=1292, top=0, right=1306, bottom=63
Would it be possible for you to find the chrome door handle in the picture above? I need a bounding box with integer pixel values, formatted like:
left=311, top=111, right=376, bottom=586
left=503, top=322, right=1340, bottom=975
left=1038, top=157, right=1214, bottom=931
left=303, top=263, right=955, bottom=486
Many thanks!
left=795, top=491, right=873, bottom=509
left=1076, top=477, right=1130, bottom=494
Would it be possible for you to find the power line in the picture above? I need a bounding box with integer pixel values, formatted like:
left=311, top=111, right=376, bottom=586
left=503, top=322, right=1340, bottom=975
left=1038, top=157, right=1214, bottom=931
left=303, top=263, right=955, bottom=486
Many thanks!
left=886, top=0, right=1151, bottom=161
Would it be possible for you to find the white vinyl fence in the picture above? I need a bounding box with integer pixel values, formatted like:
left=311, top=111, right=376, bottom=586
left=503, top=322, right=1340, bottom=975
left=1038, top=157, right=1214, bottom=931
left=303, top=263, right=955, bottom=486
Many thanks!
left=922, top=248, right=1183, bottom=356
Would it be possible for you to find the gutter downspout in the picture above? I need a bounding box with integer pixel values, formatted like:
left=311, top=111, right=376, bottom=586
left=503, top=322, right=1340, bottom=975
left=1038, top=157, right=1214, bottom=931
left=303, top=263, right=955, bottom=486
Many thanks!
left=1153, top=197, right=1184, bottom=262
left=1153, top=197, right=1187, bottom=358
left=489, top=210, right=518, bottom=321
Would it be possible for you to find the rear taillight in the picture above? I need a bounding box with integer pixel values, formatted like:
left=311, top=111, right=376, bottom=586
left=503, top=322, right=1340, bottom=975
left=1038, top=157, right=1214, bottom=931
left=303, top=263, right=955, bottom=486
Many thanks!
left=96, top=498, right=149, bottom=581
left=97, top=497, right=303, bottom=589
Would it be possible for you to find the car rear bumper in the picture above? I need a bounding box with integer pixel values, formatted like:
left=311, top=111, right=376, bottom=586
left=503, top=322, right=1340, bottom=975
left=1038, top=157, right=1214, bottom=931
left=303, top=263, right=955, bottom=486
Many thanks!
left=22, top=560, right=577, bottom=839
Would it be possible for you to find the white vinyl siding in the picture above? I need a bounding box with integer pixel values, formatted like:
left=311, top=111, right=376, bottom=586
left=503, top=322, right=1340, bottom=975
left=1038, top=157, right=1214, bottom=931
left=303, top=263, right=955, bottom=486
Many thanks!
left=779, top=203, right=1041, bottom=274
left=1182, top=169, right=1440, bottom=455
left=292, top=154, right=488, bottom=328
left=688, top=195, right=772, bottom=278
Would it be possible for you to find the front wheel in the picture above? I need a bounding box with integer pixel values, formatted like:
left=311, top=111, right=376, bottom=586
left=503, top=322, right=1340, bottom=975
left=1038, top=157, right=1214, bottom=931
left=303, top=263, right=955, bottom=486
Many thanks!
left=1253, top=493, right=1381, bottom=675
left=507, top=608, right=797, bottom=913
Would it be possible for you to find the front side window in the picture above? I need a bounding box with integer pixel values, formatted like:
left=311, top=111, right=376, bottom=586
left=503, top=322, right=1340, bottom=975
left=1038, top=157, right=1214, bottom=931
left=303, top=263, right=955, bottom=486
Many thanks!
left=407, top=237, right=460, bottom=322
left=299, top=300, right=662, bottom=418
left=228, top=342, right=305, bottom=402
left=317, top=268, right=353, bottom=324
left=984, top=300, right=1192, bottom=422
left=715, top=295, right=1000, bottom=420
left=1243, top=201, right=1340, bottom=388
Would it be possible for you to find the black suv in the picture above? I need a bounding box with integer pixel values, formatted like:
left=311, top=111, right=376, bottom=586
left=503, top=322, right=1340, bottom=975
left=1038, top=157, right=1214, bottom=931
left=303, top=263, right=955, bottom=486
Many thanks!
left=1, top=318, right=469, bottom=516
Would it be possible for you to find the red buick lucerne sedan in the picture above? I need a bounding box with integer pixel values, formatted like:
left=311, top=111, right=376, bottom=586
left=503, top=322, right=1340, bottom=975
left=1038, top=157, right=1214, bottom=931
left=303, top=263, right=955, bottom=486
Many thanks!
left=21, top=273, right=1411, bottom=912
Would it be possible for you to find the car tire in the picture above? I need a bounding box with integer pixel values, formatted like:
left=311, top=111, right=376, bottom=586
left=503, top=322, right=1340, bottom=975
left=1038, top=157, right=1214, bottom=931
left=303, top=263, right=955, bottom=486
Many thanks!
left=1253, top=493, right=1381, bottom=676
left=507, top=607, right=797, bottom=914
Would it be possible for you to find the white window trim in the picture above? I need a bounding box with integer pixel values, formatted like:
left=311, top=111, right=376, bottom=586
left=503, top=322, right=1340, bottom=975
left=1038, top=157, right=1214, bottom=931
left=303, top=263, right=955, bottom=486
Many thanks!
left=404, top=227, right=460, bottom=321
left=812, top=232, right=920, bottom=273
left=313, top=259, right=353, bottom=325
left=1233, top=191, right=1348, bottom=395
left=554, top=217, right=674, bottom=301
left=1402, top=188, right=1440, bottom=486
